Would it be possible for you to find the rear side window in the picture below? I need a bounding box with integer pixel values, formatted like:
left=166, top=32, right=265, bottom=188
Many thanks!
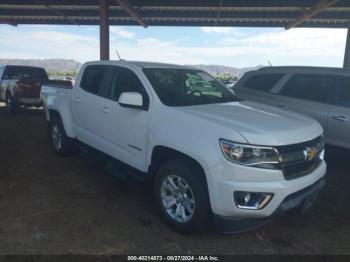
left=335, top=76, right=350, bottom=108
left=80, top=65, right=106, bottom=95
left=3, top=66, right=48, bottom=80
left=243, top=74, right=283, bottom=92
left=280, top=74, right=333, bottom=103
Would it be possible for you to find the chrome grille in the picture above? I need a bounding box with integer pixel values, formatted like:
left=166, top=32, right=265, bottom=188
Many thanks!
left=276, top=136, right=324, bottom=180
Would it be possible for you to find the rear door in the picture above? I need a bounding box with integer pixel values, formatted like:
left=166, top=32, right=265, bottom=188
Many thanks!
left=71, top=65, right=111, bottom=147
left=275, top=74, right=333, bottom=130
left=326, top=76, right=350, bottom=148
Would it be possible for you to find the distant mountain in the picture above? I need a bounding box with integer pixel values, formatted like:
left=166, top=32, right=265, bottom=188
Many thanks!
left=189, top=64, right=264, bottom=77
left=0, top=59, right=264, bottom=77
left=0, top=59, right=81, bottom=72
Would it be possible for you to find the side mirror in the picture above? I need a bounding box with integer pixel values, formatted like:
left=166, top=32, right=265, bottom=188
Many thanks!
left=118, top=92, right=144, bottom=109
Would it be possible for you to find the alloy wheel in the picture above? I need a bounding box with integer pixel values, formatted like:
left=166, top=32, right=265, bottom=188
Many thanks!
left=160, top=175, right=195, bottom=223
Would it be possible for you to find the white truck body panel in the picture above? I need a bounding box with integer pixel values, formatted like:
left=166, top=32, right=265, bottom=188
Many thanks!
left=41, top=60, right=326, bottom=220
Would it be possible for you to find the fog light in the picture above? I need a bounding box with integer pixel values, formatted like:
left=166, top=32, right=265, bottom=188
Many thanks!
left=234, top=191, right=273, bottom=210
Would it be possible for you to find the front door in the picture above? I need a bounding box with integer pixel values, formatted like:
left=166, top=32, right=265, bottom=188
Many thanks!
left=94, top=66, right=150, bottom=172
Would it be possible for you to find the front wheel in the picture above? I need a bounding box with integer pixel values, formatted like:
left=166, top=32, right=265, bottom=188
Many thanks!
left=154, top=159, right=210, bottom=233
left=49, top=117, right=74, bottom=156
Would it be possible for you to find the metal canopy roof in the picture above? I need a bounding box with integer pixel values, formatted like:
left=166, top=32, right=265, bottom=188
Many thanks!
left=0, top=0, right=350, bottom=28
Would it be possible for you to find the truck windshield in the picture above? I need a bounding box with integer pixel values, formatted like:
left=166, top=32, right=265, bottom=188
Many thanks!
left=3, top=66, right=48, bottom=81
left=143, top=68, right=240, bottom=106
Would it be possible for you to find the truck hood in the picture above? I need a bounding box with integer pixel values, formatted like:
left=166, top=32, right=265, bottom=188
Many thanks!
left=177, top=101, right=323, bottom=146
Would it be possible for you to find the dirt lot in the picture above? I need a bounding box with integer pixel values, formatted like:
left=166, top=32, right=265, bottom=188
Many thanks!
left=0, top=104, right=349, bottom=255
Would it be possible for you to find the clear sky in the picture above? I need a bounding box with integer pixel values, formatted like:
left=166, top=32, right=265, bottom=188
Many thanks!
left=0, top=24, right=347, bottom=68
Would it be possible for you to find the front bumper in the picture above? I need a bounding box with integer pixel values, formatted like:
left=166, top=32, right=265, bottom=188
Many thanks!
left=205, top=157, right=326, bottom=233
left=207, top=160, right=326, bottom=216
left=213, top=177, right=326, bottom=233
left=16, top=97, right=41, bottom=106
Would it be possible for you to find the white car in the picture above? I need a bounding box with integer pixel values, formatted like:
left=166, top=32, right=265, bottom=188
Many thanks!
left=234, top=66, right=350, bottom=149
left=41, top=61, right=326, bottom=233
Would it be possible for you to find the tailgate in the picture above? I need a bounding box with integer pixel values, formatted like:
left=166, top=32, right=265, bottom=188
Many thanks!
left=16, top=79, right=43, bottom=98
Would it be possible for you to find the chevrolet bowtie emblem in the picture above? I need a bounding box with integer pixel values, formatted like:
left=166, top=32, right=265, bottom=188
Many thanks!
left=303, top=147, right=318, bottom=161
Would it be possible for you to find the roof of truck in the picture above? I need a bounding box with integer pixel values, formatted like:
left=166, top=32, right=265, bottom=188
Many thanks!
left=84, top=60, right=197, bottom=70
left=132, top=61, right=196, bottom=69
left=0, top=65, right=45, bottom=69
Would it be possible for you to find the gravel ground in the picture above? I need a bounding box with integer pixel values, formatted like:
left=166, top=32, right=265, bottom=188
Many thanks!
left=0, top=104, right=349, bottom=255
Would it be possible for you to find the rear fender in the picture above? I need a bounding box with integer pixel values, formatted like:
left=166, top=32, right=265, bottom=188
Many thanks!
left=48, top=108, right=75, bottom=138
left=43, top=87, right=76, bottom=139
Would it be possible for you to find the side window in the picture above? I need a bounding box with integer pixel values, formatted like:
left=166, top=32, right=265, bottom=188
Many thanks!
left=335, top=76, right=350, bottom=108
left=280, top=74, right=332, bottom=103
left=80, top=65, right=106, bottom=95
left=243, top=74, right=284, bottom=92
left=107, top=67, right=149, bottom=107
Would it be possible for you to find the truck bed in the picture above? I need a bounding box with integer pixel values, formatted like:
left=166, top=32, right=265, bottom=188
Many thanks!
left=46, top=80, right=73, bottom=89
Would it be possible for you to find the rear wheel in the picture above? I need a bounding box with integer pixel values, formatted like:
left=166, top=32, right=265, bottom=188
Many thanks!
left=154, top=159, right=210, bottom=233
left=50, top=117, right=74, bottom=156
left=5, top=94, right=17, bottom=115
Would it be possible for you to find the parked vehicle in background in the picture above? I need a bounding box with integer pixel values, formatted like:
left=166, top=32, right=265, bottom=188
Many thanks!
left=234, top=66, right=350, bottom=150
left=41, top=61, right=326, bottom=233
left=0, top=65, right=71, bottom=114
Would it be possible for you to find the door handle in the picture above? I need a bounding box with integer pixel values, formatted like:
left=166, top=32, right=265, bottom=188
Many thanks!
left=331, top=115, right=347, bottom=122
left=73, top=97, right=81, bottom=103
left=99, top=106, right=111, bottom=113
left=277, top=105, right=289, bottom=110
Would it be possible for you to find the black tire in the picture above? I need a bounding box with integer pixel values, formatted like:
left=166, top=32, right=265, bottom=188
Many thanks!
left=49, top=117, right=74, bottom=156
left=5, top=94, right=17, bottom=115
left=154, top=159, right=210, bottom=233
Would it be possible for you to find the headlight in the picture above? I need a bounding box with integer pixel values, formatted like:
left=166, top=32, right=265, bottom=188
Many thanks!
left=220, top=139, right=280, bottom=169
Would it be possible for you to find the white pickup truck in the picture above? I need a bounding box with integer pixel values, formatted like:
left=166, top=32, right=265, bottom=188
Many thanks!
left=41, top=61, right=326, bottom=233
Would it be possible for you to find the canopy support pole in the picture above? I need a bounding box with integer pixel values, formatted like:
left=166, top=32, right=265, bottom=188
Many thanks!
left=99, top=0, right=109, bottom=60
left=343, top=29, right=350, bottom=68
